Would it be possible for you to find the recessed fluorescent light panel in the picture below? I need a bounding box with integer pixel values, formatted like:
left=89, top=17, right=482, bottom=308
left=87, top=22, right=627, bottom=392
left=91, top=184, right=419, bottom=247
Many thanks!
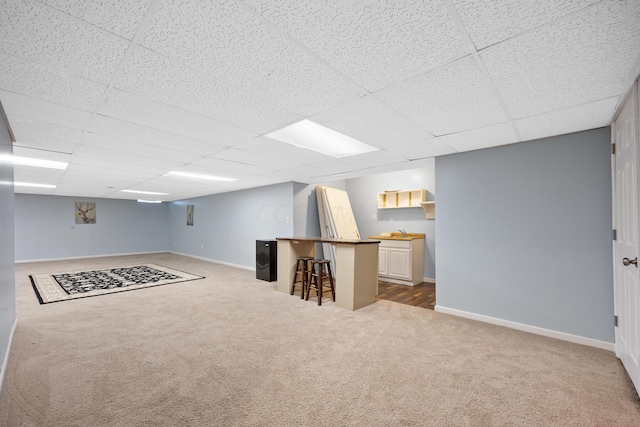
left=121, top=190, right=169, bottom=195
left=166, top=171, right=237, bottom=182
left=264, top=119, right=378, bottom=158
left=12, top=156, right=68, bottom=170
left=137, top=199, right=162, bottom=204
left=14, top=182, right=56, bottom=188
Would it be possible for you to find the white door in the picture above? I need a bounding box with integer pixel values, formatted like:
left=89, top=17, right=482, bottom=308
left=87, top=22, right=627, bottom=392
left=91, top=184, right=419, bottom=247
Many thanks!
left=613, top=81, right=640, bottom=394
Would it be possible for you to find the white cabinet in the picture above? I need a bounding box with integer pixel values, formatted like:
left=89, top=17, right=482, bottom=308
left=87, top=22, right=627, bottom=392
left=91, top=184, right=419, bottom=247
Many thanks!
left=376, top=238, right=424, bottom=286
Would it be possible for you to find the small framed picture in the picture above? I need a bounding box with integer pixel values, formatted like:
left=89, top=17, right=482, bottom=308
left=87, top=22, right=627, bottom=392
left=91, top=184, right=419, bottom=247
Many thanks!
left=75, top=202, right=96, bottom=224
left=187, top=205, right=194, bottom=226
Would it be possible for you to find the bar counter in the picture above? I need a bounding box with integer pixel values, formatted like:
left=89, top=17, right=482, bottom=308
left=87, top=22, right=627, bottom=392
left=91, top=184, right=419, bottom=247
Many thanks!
left=276, top=237, right=380, bottom=311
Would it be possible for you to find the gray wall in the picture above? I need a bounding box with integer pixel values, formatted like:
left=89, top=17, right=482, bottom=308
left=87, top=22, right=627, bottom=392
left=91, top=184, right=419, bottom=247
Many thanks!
left=435, top=128, right=613, bottom=342
left=345, top=163, right=436, bottom=279
left=168, top=182, right=296, bottom=268
left=0, top=106, right=15, bottom=376
left=14, top=195, right=169, bottom=261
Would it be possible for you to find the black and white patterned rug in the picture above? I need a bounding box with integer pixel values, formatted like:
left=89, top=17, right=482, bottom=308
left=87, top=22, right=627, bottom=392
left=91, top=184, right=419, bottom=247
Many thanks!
left=29, top=264, right=204, bottom=304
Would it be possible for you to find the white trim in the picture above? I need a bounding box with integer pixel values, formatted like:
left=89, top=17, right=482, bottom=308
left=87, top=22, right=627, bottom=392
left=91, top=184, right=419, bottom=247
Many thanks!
left=14, top=251, right=166, bottom=264
left=168, top=251, right=255, bottom=272
left=422, top=277, right=436, bottom=284
left=434, top=305, right=615, bottom=352
left=0, top=319, right=17, bottom=394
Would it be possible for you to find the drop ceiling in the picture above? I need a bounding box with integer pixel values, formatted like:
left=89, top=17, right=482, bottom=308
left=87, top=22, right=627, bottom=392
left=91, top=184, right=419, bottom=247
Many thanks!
left=1, top=0, right=639, bottom=201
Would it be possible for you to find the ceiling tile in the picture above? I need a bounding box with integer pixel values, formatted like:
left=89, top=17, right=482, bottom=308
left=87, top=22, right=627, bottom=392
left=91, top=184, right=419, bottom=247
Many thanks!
left=515, top=97, right=619, bottom=142
left=70, top=154, right=168, bottom=175
left=0, top=0, right=130, bottom=84
left=453, top=0, right=601, bottom=49
left=438, top=122, right=520, bottom=153
left=480, top=0, right=640, bottom=118
left=0, top=53, right=106, bottom=111
left=40, top=0, right=153, bottom=40
left=244, top=0, right=469, bottom=91
left=13, top=137, right=78, bottom=155
left=213, top=148, right=303, bottom=170
left=72, top=145, right=184, bottom=170
left=139, top=0, right=367, bottom=116
left=88, top=115, right=228, bottom=156
left=375, top=56, right=509, bottom=135
left=187, top=157, right=275, bottom=176
left=0, top=90, right=92, bottom=130
left=114, top=47, right=300, bottom=133
left=9, top=116, right=84, bottom=144
left=380, top=138, right=456, bottom=160
left=233, top=136, right=331, bottom=165
left=309, top=95, right=434, bottom=148
left=99, top=89, right=259, bottom=144
left=80, top=132, right=205, bottom=164
left=342, top=150, right=409, bottom=169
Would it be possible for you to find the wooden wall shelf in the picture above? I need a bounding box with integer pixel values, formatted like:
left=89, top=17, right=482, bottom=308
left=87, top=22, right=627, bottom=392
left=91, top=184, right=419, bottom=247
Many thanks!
left=377, top=189, right=425, bottom=209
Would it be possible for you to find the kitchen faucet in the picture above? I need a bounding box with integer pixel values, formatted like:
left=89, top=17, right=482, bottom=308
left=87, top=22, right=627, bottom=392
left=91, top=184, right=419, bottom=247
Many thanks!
left=399, top=229, right=407, bottom=237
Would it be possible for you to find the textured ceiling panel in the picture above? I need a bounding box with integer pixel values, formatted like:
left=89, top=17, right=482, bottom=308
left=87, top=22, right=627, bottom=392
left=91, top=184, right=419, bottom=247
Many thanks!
left=114, top=47, right=300, bottom=133
left=375, top=56, right=509, bottom=135
left=72, top=145, right=184, bottom=170
left=140, top=0, right=366, bottom=116
left=213, top=148, right=304, bottom=170
left=233, top=136, right=332, bottom=165
left=515, top=97, right=620, bottom=142
left=343, top=150, right=409, bottom=169
left=0, top=53, right=106, bottom=111
left=307, top=158, right=360, bottom=175
left=244, top=0, right=469, bottom=91
left=12, top=145, right=71, bottom=162
left=453, top=0, right=600, bottom=49
left=99, top=89, right=258, bottom=144
left=380, top=138, right=456, bottom=160
left=9, top=116, right=83, bottom=144
left=70, top=155, right=169, bottom=175
left=0, top=90, right=92, bottom=130
left=0, top=0, right=130, bottom=84
left=80, top=133, right=205, bottom=164
left=40, top=0, right=153, bottom=40
left=309, top=95, right=434, bottom=148
left=188, top=157, right=275, bottom=176
left=88, top=115, right=228, bottom=156
left=438, top=122, right=520, bottom=152
left=64, top=163, right=158, bottom=180
left=13, top=138, right=78, bottom=155
left=481, top=0, right=640, bottom=119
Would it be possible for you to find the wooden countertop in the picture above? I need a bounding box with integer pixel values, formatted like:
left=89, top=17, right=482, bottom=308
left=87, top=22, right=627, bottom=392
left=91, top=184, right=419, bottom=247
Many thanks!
left=368, top=232, right=425, bottom=241
left=277, top=237, right=380, bottom=245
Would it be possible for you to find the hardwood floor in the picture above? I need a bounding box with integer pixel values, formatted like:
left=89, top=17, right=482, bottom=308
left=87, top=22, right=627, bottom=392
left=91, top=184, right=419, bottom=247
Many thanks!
left=376, top=281, right=436, bottom=310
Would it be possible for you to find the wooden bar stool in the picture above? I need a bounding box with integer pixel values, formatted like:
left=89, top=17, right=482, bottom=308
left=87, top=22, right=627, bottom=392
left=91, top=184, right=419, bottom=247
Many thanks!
left=291, top=256, right=313, bottom=299
left=306, top=259, right=335, bottom=306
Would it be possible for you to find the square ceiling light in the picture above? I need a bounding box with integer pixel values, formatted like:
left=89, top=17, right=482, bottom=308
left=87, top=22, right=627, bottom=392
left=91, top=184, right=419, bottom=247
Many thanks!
left=264, top=119, right=378, bottom=158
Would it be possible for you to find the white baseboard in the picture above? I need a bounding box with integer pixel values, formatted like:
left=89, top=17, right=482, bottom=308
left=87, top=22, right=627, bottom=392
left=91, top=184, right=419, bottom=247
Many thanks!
left=168, top=251, right=255, bottom=272
left=15, top=250, right=167, bottom=264
left=434, top=305, right=614, bottom=352
left=0, top=318, right=17, bottom=394
left=422, top=277, right=436, bottom=284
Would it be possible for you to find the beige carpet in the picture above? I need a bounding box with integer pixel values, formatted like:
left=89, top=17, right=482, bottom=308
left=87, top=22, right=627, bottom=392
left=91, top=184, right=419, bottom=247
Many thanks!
left=1, top=252, right=639, bottom=426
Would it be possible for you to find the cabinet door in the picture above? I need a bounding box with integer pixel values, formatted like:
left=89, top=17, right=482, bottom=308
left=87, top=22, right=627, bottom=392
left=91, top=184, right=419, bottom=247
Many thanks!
left=378, top=247, right=389, bottom=275
left=388, top=248, right=412, bottom=280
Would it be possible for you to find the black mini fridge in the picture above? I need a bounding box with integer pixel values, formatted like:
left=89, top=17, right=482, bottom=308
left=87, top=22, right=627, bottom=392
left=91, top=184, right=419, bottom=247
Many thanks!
left=256, top=240, right=277, bottom=282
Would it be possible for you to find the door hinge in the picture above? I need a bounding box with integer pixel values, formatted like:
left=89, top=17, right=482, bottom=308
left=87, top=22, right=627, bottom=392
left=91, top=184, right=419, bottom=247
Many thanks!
left=612, top=143, right=616, bottom=155
left=613, top=229, right=617, bottom=241
left=614, top=315, right=618, bottom=327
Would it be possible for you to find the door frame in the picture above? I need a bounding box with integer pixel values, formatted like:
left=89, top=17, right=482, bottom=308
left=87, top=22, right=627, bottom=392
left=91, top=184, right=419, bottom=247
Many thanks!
left=611, top=78, right=640, bottom=387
